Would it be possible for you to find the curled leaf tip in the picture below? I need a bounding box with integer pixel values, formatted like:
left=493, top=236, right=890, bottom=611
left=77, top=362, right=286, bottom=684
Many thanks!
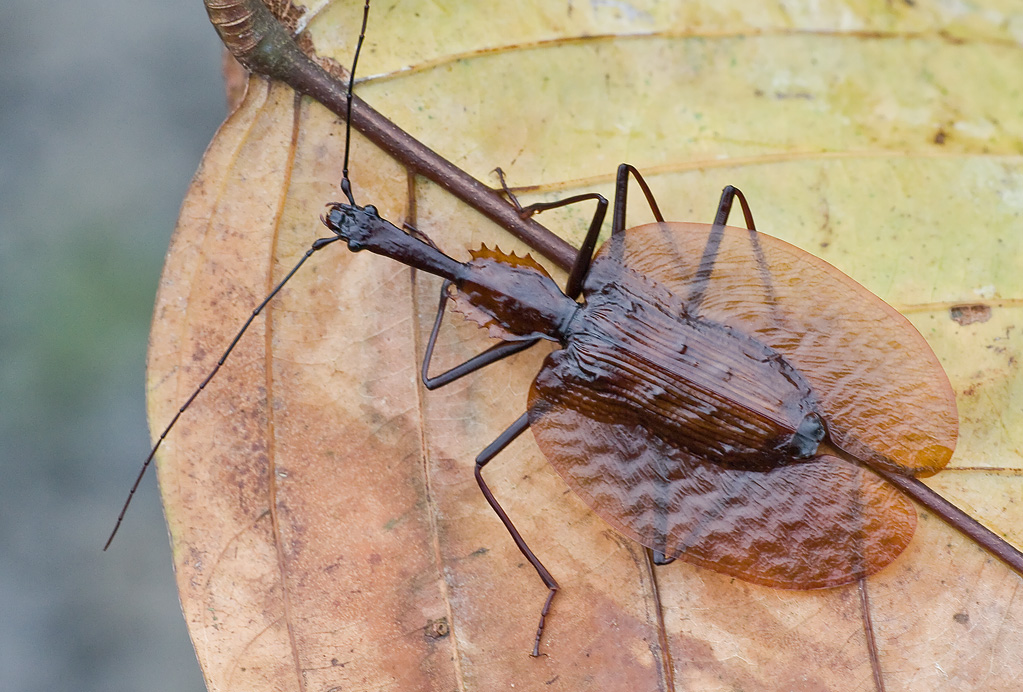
left=205, top=0, right=314, bottom=81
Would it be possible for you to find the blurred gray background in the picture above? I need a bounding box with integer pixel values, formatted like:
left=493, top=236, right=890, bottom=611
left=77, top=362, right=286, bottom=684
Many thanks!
left=1, top=1, right=226, bottom=690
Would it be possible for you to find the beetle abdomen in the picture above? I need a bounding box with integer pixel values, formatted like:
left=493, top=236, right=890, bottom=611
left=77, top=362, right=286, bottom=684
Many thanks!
left=533, top=277, right=822, bottom=471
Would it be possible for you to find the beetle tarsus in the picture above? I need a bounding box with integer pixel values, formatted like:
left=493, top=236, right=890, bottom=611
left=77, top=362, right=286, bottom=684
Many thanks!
left=651, top=549, right=676, bottom=566
left=532, top=585, right=559, bottom=657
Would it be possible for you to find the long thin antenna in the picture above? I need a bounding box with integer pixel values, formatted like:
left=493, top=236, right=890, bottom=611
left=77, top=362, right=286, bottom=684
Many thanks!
left=105, top=236, right=340, bottom=549
left=107, top=2, right=376, bottom=550
left=340, top=0, right=371, bottom=205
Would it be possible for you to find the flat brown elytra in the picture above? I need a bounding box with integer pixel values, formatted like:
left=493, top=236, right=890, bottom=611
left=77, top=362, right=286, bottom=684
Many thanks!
left=322, top=158, right=1022, bottom=657
left=114, top=0, right=1023, bottom=679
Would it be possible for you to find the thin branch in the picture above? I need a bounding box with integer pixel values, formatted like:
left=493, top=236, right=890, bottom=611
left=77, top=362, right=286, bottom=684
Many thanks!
left=205, top=0, right=577, bottom=271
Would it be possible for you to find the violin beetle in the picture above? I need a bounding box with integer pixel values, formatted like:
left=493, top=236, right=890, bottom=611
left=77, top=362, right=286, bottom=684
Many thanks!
left=322, top=162, right=965, bottom=639
left=127, top=1, right=1023, bottom=689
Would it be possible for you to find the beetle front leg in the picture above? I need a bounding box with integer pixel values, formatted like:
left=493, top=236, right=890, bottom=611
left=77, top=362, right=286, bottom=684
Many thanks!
left=420, top=280, right=540, bottom=390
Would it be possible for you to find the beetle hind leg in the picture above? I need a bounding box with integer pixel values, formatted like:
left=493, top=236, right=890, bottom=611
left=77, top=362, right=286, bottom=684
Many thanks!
left=712, top=185, right=757, bottom=230
left=476, top=412, right=560, bottom=656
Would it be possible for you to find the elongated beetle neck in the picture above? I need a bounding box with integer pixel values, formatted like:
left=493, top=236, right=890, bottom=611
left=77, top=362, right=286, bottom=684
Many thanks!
left=324, top=202, right=467, bottom=283
left=323, top=203, right=579, bottom=341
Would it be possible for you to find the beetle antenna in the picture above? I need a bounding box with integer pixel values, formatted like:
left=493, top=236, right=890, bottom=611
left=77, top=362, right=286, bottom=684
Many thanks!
left=105, top=2, right=377, bottom=549
left=340, top=0, right=371, bottom=206
left=103, top=236, right=341, bottom=550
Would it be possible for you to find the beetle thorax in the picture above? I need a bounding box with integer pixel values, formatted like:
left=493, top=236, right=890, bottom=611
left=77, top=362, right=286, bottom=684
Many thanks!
left=458, top=256, right=578, bottom=340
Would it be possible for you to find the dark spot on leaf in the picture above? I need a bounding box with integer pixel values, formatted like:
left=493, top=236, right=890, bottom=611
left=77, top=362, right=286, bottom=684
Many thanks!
left=950, top=304, right=991, bottom=326
left=424, top=617, right=450, bottom=640
left=939, top=29, right=966, bottom=45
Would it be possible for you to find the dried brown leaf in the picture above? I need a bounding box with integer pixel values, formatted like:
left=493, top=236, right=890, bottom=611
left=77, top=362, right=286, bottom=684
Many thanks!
left=150, top=2, right=1023, bottom=690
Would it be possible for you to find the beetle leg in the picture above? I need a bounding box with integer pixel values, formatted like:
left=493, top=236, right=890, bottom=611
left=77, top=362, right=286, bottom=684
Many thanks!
left=492, top=168, right=608, bottom=299
left=476, top=412, right=559, bottom=657
left=610, top=164, right=666, bottom=235
left=650, top=549, right=676, bottom=566
left=509, top=191, right=608, bottom=300
left=719, top=186, right=785, bottom=319
left=493, top=167, right=527, bottom=212
left=704, top=186, right=788, bottom=325
left=688, top=185, right=770, bottom=315
left=559, top=193, right=609, bottom=300
left=420, top=279, right=540, bottom=390
left=712, top=185, right=757, bottom=230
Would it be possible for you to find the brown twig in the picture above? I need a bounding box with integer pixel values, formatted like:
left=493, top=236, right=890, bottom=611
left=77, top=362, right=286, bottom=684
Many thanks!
left=204, top=0, right=577, bottom=271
